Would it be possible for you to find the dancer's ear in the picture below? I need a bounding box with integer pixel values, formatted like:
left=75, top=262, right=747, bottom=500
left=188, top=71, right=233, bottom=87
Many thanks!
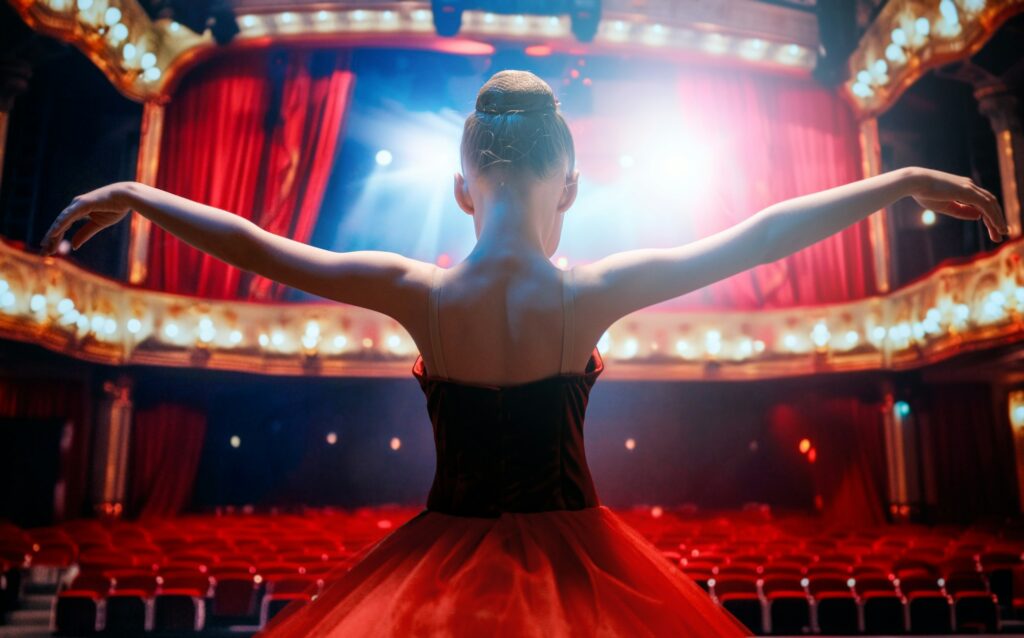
left=454, top=172, right=475, bottom=215
left=557, top=170, right=579, bottom=214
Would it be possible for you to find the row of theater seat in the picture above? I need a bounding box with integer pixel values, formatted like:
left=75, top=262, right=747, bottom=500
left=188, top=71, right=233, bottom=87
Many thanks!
left=1, top=506, right=1022, bottom=635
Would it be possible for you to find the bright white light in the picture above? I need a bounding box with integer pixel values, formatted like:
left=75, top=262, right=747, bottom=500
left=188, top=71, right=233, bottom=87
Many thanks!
left=375, top=149, right=393, bottom=166
left=123, top=43, right=137, bottom=61
left=229, top=330, right=243, bottom=344
left=143, top=67, right=161, bottom=82
left=57, top=298, right=75, bottom=314
left=127, top=318, right=142, bottom=333
left=0, top=291, right=15, bottom=310
left=280, top=12, right=294, bottom=24
left=811, top=322, right=830, bottom=347
left=1013, top=405, right=1024, bottom=424
left=871, top=325, right=887, bottom=342
left=258, top=333, right=270, bottom=348
left=169, top=21, right=180, bottom=32
left=198, top=317, right=215, bottom=343
left=271, top=330, right=285, bottom=347
left=891, top=28, right=907, bottom=46
left=921, top=209, right=936, bottom=225
left=851, top=82, right=873, bottom=98
left=844, top=330, right=859, bottom=348
left=886, top=43, right=906, bottom=64
left=140, top=52, right=157, bottom=69
left=390, top=436, right=401, bottom=450
left=872, top=59, right=888, bottom=76
left=619, top=155, right=635, bottom=169
left=163, top=322, right=179, bottom=339
left=241, top=14, right=256, bottom=28
left=963, top=0, right=985, bottom=11
left=622, top=337, right=639, bottom=359
left=351, top=9, right=366, bottom=21
left=30, top=294, right=46, bottom=312
left=386, top=334, right=401, bottom=349
left=915, top=17, right=931, bottom=36
left=598, top=331, right=611, bottom=354
left=857, top=70, right=873, bottom=85
left=317, top=10, right=329, bottom=21
left=230, top=435, right=241, bottom=448
left=333, top=335, right=348, bottom=349
left=326, top=432, right=338, bottom=445
left=704, top=330, right=722, bottom=356
left=109, top=22, right=128, bottom=41
left=103, top=318, right=116, bottom=335
left=939, top=0, right=959, bottom=24
left=76, top=0, right=92, bottom=10
left=104, top=7, right=120, bottom=25
left=783, top=334, right=799, bottom=351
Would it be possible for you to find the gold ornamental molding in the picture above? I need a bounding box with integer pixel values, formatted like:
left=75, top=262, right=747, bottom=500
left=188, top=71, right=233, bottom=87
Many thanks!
left=3, top=236, right=1024, bottom=381
left=844, top=0, right=1024, bottom=119
left=7, top=0, right=819, bottom=103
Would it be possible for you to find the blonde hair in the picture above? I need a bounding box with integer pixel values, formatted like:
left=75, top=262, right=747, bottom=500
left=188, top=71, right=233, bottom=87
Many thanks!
left=460, top=70, right=575, bottom=180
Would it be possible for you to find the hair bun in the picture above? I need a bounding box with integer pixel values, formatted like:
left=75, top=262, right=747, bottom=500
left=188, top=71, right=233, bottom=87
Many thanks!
left=475, top=69, right=558, bottom=115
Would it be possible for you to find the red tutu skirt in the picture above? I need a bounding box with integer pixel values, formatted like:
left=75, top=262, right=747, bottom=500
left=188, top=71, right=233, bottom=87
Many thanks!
left=258, top=506, right=751, bottom=637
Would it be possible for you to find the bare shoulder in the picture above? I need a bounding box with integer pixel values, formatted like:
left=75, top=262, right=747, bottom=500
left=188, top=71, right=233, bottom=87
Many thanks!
left=568, top=263, right=619, bottom=342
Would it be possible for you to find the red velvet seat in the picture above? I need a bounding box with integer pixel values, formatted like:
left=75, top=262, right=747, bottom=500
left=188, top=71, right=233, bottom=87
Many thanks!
left=808, top=575, right=859, bottom=634
left=54, top=573, right=111, bottom=634
left=153, top=571, right=211, bottom=631
left=259, top=574, right=323, bottom=627
left=898, top=574, right=953, bottom=633
left=943, top=571, right=1000, bottom=633
left=710, top=576, right=764, bottom=634
left=851, top=575, right=906, bottom=634
left=761, top=575, right=810, bottom=635
left=104, top=569, right=158, bottom=633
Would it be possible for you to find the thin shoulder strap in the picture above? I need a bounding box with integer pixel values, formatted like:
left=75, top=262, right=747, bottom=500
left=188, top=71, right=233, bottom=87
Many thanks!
left=560, top=267, right=575, bottom=374
left=428, top=267, right=450, bottom=379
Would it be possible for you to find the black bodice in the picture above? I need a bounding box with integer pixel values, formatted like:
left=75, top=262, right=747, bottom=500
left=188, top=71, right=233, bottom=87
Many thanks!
left=412, top=349, right=604, bottom=518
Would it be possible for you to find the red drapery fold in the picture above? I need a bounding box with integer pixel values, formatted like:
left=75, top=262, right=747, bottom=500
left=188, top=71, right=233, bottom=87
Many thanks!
left=0, top=376, right=93, bottom=521
left=767, top=395, right=888, bottom=525
left=678, top=70, right=874, bottom=309
left=130, top=403, right=207, bottom=518
left=145, top=48, right=355, bottom=300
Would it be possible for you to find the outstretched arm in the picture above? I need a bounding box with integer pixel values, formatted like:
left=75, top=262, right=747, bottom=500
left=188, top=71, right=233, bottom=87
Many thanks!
left=576, top=167, right=1008, bottom=327
left=41, top=182, right=428, bottom=321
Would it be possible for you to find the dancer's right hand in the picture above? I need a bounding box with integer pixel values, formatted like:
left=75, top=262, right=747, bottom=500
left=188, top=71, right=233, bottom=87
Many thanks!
left=905, top=167, right=1007, bottom=242
left=42, top=182, right=134, bottom=255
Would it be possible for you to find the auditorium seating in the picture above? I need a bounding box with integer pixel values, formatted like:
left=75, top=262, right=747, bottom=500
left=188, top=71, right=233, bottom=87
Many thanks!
left=0, top=506, right=1021, bottom=635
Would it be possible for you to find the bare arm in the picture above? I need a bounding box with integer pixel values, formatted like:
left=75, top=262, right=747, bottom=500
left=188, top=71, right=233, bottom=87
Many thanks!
left=576, top=167, right=1008, bottom=328
left=41, top=182, right=430, bottom=322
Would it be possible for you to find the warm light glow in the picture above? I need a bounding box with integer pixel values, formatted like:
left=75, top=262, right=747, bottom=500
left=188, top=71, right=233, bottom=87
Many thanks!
left=230, top=435, right=241, bottom=448
left=921, top=209, right=936, bottom=226
left=807, top=448, right=817, bottom=463
left=389, top=436, right=401, bottom=451
left=326, top=432, right=338, bottom=445
left=625, top=437, right=636, bottom=451
left=798, top=438, right=811, bottom=454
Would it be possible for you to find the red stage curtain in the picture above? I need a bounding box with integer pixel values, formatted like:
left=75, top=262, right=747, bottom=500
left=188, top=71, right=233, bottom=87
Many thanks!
left=676, top=70, right=874, bottom=309
left=145, top=48, right=355, bottom=300
left=130, top=403, right=206, bottom=518
left=767, top=395, right=887, bottom=525
left=920, top=385, right=1019, bottom=523
left=0, top=376, right=93, bottom=520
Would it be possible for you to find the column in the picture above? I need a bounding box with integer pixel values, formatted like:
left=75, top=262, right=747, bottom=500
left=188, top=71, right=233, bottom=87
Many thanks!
left=127, top=101, right=165, bottom=284
left=859, top=118, right=892, bottom=294
left=976, top=82, right=1024, bottom=240
left=91, top=374, right=134, bottom=518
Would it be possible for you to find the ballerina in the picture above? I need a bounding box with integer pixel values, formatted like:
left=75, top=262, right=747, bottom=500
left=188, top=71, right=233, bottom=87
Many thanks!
left=42, top=70, right=1006, bottom=637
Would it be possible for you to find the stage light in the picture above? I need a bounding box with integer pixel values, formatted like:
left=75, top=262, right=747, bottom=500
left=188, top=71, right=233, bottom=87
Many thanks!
left=704, top=330, right=722, bottom=356
left=316, top=10, right=328, bottom=22
left=598, top=331, right=611, bottom=354
left=625, top=437, right=636, bottom=451
left=870, top=325, right=886, bottom=342
left=258, top=333, right=269, bottom=347
left=1013, top=405, right=1024, bottom=426
left=953, top=304, right=970, bottom=324
left=375, top=150, right=393, bottom=167
left=29, top=294, right=46, bottom=312
left=90, top=314, right=104, bottom=333
left=103, top=318, right=117, bottom=335
left=76, top=0, right=92, bottom=10
left=622, top=337, right=639, bottom=359
left=326, top=432, right=338, bottom=445
left=811, top=322, right=830, bottom=348
left=351, top=9, right=366, bottom=21
left=390, top=436, right=401, bottom=450
left=140, top=52, right=156, bottom=69
left=891, top=27, right=907, bottom=46
left=123, top=43, right=137, bottom=61
left=57, top=298, right=74, bottom=314
left=169, top=21, right=180, bottom=31
left=914, top=17, right=931, bottom=37
left=939, top=0, right=959, bottom=24
left=799, top=438, right=811, bottom=454
left=229, top=329, right=243, bottom=344
left=240, top=14, right=256, bottom=28
left=362, top=337, right=373, bottom=348
left=895, top=400, right=911, bottom=417
left=386, top=335, right=401, bottom=349
left=844, top=330, right=859, bottom=348
left=556, top=256, right=568, bottom=268
left=143, top=67, right=161, bottom=83
left=782, top=333, right=799, bottom=351
left=885, top=43, right=906, bottom=64
left=163, top=322, right=179, bottom=338
left=0, top=291, right=13, bottom=311
left=333, top=335, right=347, bottom=349
left=856, top=70, right=872, bottom=85
left=230, top=435, right=241, bottom=448
left=280, top=12, right=294, bottom=24
left=963, top=0, right=985, bottom=11
left=103, top=6, right=120, bottom=25
left=271, top=330, right=285, bottom=347
left=753, top=340, right=765, bottom=353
